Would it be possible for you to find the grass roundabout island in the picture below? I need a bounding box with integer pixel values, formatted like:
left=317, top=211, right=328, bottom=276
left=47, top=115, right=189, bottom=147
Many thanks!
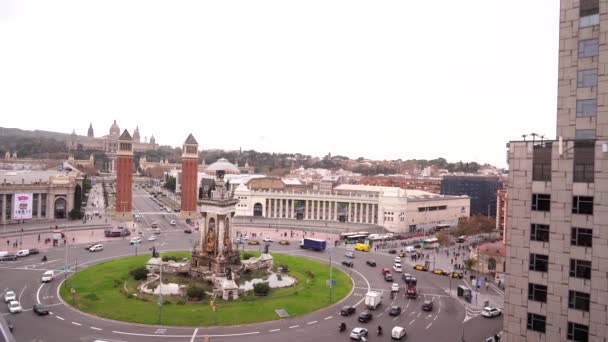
left=60, top=251, right=352, bottom=326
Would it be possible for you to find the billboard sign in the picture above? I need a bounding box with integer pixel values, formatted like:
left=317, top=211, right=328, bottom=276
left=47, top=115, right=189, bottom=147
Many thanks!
left=13, top=193, right=33, bottom=220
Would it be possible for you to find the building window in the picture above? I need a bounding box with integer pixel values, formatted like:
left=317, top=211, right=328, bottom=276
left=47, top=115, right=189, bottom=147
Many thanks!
left=529, top=254, right=549, bottom=272
left=567, top=322, right=589, bottom=342
left=573, top=141, right=594, bottom=183
left=575, top=129, right=596, bottom=140
left=572, top=196, right=593, bottom=215
left=578, top=39, right=599, bottom=58
left=570, top=259, right=592, bottom=279
left=530, top=224, right=550, bottom=242
left=4, top=194, right=11, bottom=221
left=40, top=193, right=46, bottom=218
left=532, top=143, right=552, bottom=181
left=577, top=69, right=598, bottom=88
left=571, top=227, right=593, bottom=247
left=531, top=194, right=551, bottom=212
left=576, top=99, right=597, bottom=117
left=32, top=194, right=38, bottom=217
left=580, top=0, right=599, bottom=16
left=527, top=313, right=546, bottom=333
left=528, top=283, right=548, bottom=303
left=580, top=13, right=599, bottom=27
left=568, top=291, right=590, bottom=311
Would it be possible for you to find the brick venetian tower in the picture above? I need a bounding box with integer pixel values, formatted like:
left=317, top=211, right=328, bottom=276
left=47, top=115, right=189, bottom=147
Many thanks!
left=180, top=134, right=199, bottom=218
left=115, top=129, right=133, bottom=220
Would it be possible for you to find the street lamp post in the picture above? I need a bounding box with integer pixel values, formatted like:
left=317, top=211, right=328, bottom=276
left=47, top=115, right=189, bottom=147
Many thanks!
left=328, top=247, right=333, bottom=303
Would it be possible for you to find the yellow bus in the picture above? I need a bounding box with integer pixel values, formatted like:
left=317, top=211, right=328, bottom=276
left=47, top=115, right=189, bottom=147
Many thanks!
left=354, top=243, right=370, bottom=252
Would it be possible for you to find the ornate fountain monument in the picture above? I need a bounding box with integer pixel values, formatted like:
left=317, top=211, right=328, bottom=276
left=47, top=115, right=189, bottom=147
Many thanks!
left=189, top=170, right=241, bottom=299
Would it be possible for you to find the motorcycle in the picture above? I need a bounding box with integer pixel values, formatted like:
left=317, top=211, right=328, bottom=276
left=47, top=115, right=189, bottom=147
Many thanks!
left=377, top=326, right=383, bottom=336
left=339, top=323, right=346, bottom=332
left=8, top=322, right=14, bottom=333
left=41, top=255, right=47, bottom=262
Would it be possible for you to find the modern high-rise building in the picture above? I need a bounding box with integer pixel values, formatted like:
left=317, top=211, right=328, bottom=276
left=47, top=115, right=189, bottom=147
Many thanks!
left=504, top=1, right=607, bottom=341
left=440, top=175, right=500, bottom=216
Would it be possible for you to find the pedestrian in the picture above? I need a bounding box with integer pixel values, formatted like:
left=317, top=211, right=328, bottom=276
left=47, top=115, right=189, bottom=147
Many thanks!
left=486, top=282, right=489, bottom=291
left=38, top=234, right=41, bottom=242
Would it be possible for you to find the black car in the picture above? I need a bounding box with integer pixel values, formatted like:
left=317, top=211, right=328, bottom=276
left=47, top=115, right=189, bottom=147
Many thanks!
left=384, top=273, right=393, bottom=282
left=184, top=228, right=192, bottom=234
left=0, top=254, right=17, bottom=261
left=342, top=260, right=354, bottom=268
left=388, top=249, right=397, bottom=254
left=33, top=304, right=49, bottom=315
left=358, top=311, right=372, bottom=323
left=28, top=248, right=39, bottom=255
left=366, top=260, right=377, bottom=267
left=388, top=306, right=402, bottom=316
left=422, top=300, right=434, bottom=311
left=340, top=305, right=356, bottom=316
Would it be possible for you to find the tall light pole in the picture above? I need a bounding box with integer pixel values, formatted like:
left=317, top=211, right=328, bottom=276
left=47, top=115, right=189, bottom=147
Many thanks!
left=158, top=261, right=163, bottom=323
left=328, top=247, right=333, bottom=303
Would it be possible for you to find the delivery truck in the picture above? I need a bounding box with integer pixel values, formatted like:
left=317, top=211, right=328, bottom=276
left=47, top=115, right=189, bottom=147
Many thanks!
left=364, top=291, right=383, bottom=310
left=299, top=238, right=327, bottom=251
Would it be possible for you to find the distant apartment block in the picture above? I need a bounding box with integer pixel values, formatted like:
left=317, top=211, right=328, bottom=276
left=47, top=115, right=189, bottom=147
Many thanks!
left=440, top=175, right=500, bottom=216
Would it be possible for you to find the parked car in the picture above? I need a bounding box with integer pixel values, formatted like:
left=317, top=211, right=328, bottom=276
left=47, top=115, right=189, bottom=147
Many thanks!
left=278, top=240, right=290, bottom=245
left=345, top=251, right=355, bottom=258
left=340, top=305, right=356, bottom=316
left=89, top=244, right=103, bottom=252
left=0, top=254, right=17, bottom=261
left=33, top=303, right=49, bottom=315
left=342, top=260, right=354, bottom=268
left=184, top=228, right=192, bottom=234
left=262, top=237, right=273, bottom=242
left=414, top=265, right=428, bottom=271
left=8, top=301, right=22, bottom=313
left=16, top=249, right=30, bottom=257
left=41, top=271, right=54, bottom=282
left=350, top=327, right=369, bottom=341
left=388, top=306, right=402, bottom=316
left=4, top=291, right=16, bottom=303
left=481, top=307, right=502, bottom=318
left=130, top=237, right=142, bottom=245
left=358, top=311, right=373, bottom=323
left=28, top=248, right=39, bottom=255
left=366, top=260, right=377, bottom=267
left=422, top=300, right=434, bottom=311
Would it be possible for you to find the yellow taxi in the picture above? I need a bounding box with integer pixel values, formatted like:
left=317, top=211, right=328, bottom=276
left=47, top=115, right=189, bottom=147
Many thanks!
left=451, top=272, right=463, bottom=279
left=248, top=240, right=260, bottom=245
left=354, top=243, right=370, bottom=252
left=278, top=240, right=290, bottom=245
left=414, top=265, right=428, bottom=271
left=432, top=269, right=449, bottom=276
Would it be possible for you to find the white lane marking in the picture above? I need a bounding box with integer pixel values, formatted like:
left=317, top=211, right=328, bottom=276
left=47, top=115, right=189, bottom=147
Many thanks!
left=36, top=283, right=44, bottom=304
left=57, top=316, right=65, bottom=320
left=433, top=315, right=438, bottom=321
left=392, top=316, right=399, bottom=322
left=409, top=311, right=416, bottom=315
left=409, top=319, right=415, bottom=325
left=378, top=313, right=384, bottom=318
left=426, top=323, right=432, bottom=329
left=190, top=328, right=198, bottom=342
left=426, top=314, right=433, bottom=319
left=438, top=307, right=441, bottom=314
left=91, top=327, right=102, bottom=331
left=417, top=312, right=421, bottom=318
left=307, top=321, right=317, bottom=325
left=324, top=316, right=333, bottom=320
left=112, top=330, right=260, bottom=338
left=269, top=329, right=280, bottom=332
left=289, top=325, right=300, bottom=329
left=72, top=322, right=82, bottom=326
left=18, top=285, right=27, bottom=302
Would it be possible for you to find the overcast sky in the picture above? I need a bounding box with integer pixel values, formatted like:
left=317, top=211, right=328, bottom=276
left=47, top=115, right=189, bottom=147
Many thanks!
left=0, top=1, right=559, bottom=168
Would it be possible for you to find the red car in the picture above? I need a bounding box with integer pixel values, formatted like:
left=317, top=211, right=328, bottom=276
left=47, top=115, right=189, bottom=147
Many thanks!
left=382, top=268, right=391, bottom=276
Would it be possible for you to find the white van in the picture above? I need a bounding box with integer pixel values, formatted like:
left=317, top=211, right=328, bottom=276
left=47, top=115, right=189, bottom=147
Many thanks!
left=41, top=271, right=54, bottom=282
left=405, top=246, right=416, bottom=254
left=0, top=251, right=8, bottom=258
left=391, top=326, right=406, bottom=340
left=16, top=249, right=30, bottom=257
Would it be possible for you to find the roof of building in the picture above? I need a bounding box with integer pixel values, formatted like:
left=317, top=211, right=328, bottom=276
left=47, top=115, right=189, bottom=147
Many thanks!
left=206, top=158, right=239, bottom=173
left=119, top=129, right=132, bottom=141
left=282, top=178, right=302, bottom=185
left=478, top=241, right=506, bottom=257
left=184, top=134, right=198, bottom=145
left=0, top=169, right=77, bottom=184
left=110, top=120, right=120, bottom=135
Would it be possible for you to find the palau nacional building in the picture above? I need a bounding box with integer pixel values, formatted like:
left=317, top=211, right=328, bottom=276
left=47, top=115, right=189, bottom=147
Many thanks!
left=503, top=0, right=608, bottom=341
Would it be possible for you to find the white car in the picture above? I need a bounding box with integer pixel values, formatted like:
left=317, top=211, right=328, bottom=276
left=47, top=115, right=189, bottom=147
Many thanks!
left=391, top=283, right=400, bottom=292
left=4, top=291, right=16, bottom=303
left=482, top=307, right=502, bottom=318
left=394, top=256, right=401, bottom=263
left=89, top=244, right=104, bottom=252
left=393, top=263, right=403, bottom=272
left=130, top=237, right=142, bottom=245
left=147, top=235, right=157, bottom=242
left=8, top=300, right=22, bottom=313
left=41, top=270, right=54, bottom=282
left=16, top=249, right=30, bottom=257
left=350, top=327, right=368, bottom=340
left=169, top=220, right=176, bottom=226
left=262, top=237, right=273, bottom=242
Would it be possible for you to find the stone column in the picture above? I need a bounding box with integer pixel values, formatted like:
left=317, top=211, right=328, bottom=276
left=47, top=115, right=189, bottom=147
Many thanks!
left=320, top=201, right=324, bottom=220
left=37, top=194, right=43, bottom=219
left=291, top=200, right=295, bottom=219
left=1, top=194, right=5, bottom=224
left=333, top=201, right=337, bottom=221
left=347, top=202, right=352, bottom=222
left=304, top=200, right=309, bottom=219
left=279, top=199, right=283, bottom=218
left=217, top=215, right=225, bottom=255
left=200, top=214, right=207, bottom=254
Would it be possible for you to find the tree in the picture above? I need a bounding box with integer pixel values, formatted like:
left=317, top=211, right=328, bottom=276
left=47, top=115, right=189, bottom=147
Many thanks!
left=129, top=267, right=149, bottom=281
left=253, top=282, right=270, bottom=296
left=186, top=285, right=205, bottom=301
left=464, top=257, right=477, bottom=271
left=164, top=176, right=176, bottom=192
left=454, top=215, right=496, bottom=236
left=436, top=231, right=450, bottom=246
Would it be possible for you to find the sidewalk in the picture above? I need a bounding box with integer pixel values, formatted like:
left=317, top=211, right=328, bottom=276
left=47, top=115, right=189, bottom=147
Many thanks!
left=1, top=228, right=113, bottom=253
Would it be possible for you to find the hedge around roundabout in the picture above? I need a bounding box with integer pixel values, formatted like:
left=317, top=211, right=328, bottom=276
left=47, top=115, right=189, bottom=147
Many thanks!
left=59, top=251, right=352, bottom=326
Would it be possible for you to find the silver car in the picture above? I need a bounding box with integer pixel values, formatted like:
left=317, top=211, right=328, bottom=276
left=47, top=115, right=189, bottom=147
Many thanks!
left=350, top=327, right=368, bottom=340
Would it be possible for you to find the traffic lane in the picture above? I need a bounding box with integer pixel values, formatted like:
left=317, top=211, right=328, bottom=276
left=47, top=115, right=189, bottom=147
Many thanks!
left=463, top=314, right=503, bottom=341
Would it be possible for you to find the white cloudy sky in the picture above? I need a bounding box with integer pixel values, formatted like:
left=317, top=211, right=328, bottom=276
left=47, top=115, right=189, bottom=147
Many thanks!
left=0, top=1, right=559, bottom=167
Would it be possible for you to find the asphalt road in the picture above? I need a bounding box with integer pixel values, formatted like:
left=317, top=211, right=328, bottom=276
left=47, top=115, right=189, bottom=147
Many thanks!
left=0, top=189, right=502, bottom=342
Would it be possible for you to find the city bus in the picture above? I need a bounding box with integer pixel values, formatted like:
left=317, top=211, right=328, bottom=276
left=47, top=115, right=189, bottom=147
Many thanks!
left=339, top=231, right=370, bottom=240
left=422, top=237, right=439, bottom=249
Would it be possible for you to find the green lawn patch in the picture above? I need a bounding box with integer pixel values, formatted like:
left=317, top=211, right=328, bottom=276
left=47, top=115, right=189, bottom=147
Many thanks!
left=60, top=251, right=351, bottom=326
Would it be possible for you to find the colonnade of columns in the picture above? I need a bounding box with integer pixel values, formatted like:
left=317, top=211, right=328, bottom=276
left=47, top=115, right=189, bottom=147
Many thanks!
left=264, top=198, right=378, bottom=224
left=1, top=193, right=51, bottom=223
